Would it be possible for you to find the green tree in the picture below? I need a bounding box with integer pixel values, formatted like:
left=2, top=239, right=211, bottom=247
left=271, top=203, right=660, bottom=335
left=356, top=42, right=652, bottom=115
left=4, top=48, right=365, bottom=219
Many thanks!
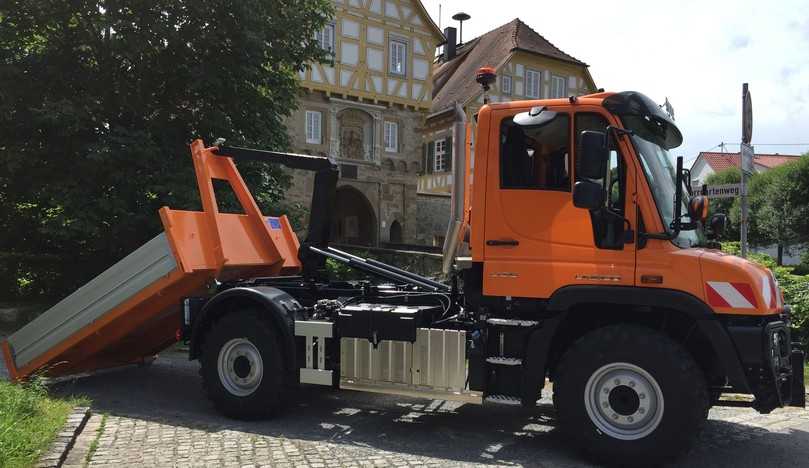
left=0, top=0, right=333, bottom=299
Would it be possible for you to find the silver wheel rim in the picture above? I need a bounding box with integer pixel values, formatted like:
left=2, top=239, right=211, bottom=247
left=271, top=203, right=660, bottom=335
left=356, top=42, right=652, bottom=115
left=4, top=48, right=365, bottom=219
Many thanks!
left=217, top=338, right=263, bottom=397
left=584, top=362, right=664, bottom=440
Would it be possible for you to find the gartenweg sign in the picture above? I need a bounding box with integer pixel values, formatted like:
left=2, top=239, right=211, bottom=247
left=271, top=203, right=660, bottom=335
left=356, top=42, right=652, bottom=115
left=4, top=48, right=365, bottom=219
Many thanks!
left=696, top=183, right=742, bottom=199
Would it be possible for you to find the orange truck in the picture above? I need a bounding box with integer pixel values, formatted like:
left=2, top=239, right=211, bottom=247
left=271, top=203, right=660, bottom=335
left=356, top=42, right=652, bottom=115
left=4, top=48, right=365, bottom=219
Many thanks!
left=2, top=77, right=805, bottom=463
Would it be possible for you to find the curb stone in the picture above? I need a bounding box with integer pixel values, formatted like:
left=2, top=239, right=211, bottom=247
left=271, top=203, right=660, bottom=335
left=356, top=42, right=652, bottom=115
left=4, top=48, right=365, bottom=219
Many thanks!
left=36, top=406, right=91, bottom=468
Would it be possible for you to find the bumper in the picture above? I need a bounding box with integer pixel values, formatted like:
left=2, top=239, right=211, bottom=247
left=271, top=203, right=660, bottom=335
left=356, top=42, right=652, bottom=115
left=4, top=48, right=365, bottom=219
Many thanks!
left=726, top=318, right=805, bottom=412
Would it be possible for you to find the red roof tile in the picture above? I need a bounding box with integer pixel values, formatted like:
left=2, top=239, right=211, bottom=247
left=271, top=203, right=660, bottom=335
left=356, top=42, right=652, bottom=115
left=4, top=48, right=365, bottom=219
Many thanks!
left=695, top=152, right=801, bottom=172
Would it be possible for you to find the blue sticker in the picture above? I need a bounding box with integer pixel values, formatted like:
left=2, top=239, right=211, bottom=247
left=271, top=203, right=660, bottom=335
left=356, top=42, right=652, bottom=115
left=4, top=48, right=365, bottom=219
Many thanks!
left=267, top=217, right=282, bottom=230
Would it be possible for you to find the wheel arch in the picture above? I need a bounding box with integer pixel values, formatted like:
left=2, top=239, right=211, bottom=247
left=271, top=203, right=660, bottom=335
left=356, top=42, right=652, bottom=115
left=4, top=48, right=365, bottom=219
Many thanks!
left=189, top=286, right=304, bottom=374
left=540, top=286, right=750, bottom=393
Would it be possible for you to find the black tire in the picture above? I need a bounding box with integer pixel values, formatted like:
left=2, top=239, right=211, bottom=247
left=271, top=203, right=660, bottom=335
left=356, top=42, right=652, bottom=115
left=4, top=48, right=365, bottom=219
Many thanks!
left=200, top=310, right=289, bottom=420
left=553, top=324, right=708, bottom=465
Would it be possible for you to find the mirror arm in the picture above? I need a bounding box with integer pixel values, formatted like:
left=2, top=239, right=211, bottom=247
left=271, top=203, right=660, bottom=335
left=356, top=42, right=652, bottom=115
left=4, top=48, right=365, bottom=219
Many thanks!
left=669, top=156, right=684, bottom=238
left=606, top=125, right=634, bottom=138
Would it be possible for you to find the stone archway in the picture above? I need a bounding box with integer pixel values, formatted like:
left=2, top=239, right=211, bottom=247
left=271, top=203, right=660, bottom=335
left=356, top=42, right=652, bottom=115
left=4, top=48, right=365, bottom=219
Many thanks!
left=332, top=185, right=377, bottom=246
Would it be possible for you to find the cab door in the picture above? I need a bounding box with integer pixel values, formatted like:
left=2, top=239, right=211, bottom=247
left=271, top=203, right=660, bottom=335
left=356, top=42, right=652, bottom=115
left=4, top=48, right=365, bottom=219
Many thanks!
left=482, top=107, right=637, bottom=299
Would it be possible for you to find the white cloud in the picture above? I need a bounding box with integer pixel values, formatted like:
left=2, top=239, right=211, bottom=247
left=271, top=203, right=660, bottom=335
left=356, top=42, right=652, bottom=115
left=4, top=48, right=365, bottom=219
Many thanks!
left=423, top=0, right=809, bottom=160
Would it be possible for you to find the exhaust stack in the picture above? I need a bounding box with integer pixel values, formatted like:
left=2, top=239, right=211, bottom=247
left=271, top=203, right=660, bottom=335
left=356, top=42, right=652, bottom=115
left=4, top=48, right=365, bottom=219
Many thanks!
left=441, top=103, right=467, bottom=274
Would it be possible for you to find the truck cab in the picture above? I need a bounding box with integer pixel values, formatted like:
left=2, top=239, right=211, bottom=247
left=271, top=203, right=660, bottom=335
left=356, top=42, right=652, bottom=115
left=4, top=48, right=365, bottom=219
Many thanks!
left=456, top=90, right=802, bottom=455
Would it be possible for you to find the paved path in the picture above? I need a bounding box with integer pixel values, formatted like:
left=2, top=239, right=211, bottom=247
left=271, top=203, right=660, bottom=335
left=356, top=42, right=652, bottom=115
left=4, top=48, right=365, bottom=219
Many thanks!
left=45, top=349, right=809, bottom=467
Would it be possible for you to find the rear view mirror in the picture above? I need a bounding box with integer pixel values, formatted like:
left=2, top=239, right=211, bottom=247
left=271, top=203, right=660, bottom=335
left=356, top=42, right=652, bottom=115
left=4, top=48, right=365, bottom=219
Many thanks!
left=578, top=131, right=609, bottom=179
left=688, top=196, right=709, bottom=222
left=573, top=180, right=605, bottom=210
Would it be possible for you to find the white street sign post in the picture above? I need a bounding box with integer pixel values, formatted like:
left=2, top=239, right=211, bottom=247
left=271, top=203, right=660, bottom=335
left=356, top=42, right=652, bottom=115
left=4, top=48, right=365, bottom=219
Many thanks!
left=740, top=83, right=753, bottom=258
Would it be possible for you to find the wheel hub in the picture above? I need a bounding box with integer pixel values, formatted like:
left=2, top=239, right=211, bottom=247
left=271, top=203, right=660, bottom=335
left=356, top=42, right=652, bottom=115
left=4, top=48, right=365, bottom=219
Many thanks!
left=584, top=362, right=664, bottom=440
left=217, top=338, right=264, bottom=397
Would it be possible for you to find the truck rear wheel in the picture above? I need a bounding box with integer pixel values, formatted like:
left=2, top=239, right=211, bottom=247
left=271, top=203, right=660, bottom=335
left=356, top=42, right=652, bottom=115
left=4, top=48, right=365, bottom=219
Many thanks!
left=200, top=310, right=288, bottom=419
left=553, top=324, right=708, bottom=464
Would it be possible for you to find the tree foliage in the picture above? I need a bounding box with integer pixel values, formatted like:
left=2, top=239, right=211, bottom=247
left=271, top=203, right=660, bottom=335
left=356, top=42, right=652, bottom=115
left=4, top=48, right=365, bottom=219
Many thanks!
left=0, top=0, right=333, bottom=299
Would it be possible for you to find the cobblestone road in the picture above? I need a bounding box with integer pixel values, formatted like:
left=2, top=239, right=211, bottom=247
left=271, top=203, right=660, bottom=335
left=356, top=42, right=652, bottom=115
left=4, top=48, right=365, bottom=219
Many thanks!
left=43, top=350, right=809, bottom=467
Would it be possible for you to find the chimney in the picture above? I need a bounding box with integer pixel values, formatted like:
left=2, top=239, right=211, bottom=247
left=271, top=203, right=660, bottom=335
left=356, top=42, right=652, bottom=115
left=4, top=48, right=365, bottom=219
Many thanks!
left=444, top=27, right=457, bottom=61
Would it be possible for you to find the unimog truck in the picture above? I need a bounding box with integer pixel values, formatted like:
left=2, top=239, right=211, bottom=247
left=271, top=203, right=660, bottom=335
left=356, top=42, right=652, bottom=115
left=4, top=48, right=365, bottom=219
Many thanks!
left=4, top=75, right=804, bottom=463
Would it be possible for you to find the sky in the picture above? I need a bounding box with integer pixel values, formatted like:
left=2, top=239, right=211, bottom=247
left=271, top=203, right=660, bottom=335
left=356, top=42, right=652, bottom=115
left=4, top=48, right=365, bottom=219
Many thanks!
left=422, top=0, right=809, bottom=163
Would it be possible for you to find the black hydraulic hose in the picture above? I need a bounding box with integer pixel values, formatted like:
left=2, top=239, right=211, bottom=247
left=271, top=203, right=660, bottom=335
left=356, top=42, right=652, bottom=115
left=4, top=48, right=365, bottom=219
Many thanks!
left=365, top=259, right=449, bottom=291
left=327, top=247, right=449, bottom=292
left=308, top=246, right=442, bottom=292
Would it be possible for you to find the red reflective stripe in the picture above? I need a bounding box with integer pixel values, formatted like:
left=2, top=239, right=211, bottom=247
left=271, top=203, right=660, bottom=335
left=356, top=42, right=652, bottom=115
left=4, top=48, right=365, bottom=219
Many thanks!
left=731, top=282, right=758, bottom=308
left=706, top=283, right=731, bottom=308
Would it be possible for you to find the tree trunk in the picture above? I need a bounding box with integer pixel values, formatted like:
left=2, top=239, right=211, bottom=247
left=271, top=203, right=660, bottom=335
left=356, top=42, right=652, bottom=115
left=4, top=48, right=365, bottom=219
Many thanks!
left=777, top=243, right=784, bottom=266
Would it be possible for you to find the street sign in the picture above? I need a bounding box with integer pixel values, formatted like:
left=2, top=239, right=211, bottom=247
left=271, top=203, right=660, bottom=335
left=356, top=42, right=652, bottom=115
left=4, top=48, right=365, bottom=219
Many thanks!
left=742, top=83, right=753, bottom=144
left=697, top=183, right=741, bottom=199
left=741, top=143, right=755, bottom=174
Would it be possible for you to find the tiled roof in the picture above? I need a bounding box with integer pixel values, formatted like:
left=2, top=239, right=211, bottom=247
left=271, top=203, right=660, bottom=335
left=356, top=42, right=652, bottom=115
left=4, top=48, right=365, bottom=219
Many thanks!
left=431, top=18, right=586, bottom=113
left=695, top=152, right=802, bottom=172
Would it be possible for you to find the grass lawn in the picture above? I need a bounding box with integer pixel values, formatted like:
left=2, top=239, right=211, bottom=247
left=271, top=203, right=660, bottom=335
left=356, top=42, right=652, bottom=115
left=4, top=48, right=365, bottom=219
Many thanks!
left=0, top=379, right=86, bottom=468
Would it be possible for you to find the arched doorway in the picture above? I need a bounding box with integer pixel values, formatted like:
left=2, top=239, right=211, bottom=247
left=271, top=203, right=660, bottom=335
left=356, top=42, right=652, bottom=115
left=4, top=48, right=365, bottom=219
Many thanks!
left=389, top=220, right=403, bottom=244
left=332, top=186, right=377, bottom=246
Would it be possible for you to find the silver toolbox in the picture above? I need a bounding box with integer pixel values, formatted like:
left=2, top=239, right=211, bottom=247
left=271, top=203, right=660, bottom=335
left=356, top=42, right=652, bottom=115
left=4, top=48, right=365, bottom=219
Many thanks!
left=340, top=328, right=467, bottom=393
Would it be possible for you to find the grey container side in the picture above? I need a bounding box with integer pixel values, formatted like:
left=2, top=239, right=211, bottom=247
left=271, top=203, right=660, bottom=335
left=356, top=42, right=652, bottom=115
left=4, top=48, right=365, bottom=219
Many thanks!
left=8, top=233, right=177, bottom=369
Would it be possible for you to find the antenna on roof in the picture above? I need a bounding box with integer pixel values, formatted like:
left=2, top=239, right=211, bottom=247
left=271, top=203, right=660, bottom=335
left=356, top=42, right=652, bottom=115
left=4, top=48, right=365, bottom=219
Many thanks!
left=452, top=12, right=470, bottom=45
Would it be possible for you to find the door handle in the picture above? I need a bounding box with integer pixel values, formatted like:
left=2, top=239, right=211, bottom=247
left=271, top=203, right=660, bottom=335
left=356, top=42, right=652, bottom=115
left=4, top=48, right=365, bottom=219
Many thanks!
left=486, top=239, right=520, bottom=246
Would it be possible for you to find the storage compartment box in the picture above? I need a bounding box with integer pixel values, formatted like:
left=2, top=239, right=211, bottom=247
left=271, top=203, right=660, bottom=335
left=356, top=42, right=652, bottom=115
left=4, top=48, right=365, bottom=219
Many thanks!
left=337, top=303, right=439, bottom=343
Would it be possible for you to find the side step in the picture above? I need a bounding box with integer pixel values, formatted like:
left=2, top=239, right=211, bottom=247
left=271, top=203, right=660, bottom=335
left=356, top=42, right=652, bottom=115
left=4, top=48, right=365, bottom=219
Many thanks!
left=485, top=394, right=522, bottom=406
left=486, top=318, right=539, bottom=327
left=486, top=357, right=523, bottom=366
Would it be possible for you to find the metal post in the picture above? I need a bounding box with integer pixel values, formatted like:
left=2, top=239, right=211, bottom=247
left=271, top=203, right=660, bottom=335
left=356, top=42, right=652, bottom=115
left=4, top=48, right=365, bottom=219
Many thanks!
left=740, top=83, right=753, bottom=258
left=741, top=168, right=748, bottom=258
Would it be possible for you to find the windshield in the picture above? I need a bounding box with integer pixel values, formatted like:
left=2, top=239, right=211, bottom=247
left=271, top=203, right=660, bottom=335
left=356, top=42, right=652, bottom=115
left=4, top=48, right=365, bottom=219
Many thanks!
left=603, top=92, right=704, bottom=248
left=631, top=134, right=702, bottom=248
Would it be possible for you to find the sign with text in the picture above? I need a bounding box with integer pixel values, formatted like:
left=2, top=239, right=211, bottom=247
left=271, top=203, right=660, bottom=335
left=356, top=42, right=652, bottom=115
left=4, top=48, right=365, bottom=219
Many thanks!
left=698, top=183, right=742, bottom=199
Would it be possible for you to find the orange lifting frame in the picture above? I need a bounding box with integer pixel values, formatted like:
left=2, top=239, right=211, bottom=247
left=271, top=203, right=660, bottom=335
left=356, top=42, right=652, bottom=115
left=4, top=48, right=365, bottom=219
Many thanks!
left=2, top=140, right=301, bottom=381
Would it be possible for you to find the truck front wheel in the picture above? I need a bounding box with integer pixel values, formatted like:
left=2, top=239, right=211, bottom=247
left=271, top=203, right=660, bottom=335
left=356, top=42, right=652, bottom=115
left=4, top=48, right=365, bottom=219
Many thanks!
left=553, top=324, right=708, bottom=464
left=200, top=310, right=288, bottom=419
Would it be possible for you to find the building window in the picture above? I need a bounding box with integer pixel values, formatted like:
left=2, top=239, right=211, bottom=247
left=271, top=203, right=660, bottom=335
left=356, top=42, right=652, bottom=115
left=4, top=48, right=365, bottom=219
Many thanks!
left=384, top=121, right=398, bottom=152
left=315, top=23, right=335, bottom=54
left=501, top=75, right=512, bottom=95
left=525, top=69, right=541, bottom=98
left=434, top=139, right=447, bottom=172
left=551, top=75, right=567, bottom=98
left=305, top=110, right=322, bottom=144
left=389, top=39, right=407, bottom=76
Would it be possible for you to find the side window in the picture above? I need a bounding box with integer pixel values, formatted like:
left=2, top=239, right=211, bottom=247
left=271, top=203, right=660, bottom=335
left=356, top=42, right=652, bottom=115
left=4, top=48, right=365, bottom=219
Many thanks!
left=574, top=113, right=625, bottom=213
left=500, top=113, right=571, bottom=191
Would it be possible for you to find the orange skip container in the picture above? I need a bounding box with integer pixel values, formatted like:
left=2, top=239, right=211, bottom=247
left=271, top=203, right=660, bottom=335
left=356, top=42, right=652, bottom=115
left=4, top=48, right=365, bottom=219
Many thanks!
left=2, top=140, right=301, bottom=381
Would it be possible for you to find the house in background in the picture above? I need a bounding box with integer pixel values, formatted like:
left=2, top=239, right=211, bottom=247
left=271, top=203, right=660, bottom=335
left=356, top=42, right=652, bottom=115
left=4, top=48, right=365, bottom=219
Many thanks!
left=690, top=151, right=802, bottom=187
left=284, top=0, right=443, bottom=246
left=415, top=18, right=596, bottom=245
